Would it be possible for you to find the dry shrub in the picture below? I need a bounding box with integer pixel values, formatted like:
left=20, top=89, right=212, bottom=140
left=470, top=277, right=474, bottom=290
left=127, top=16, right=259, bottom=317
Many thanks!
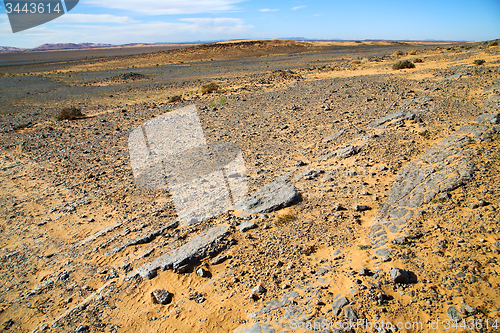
left=413, top=58, right=423, bottom=63
left=394, top=50, right=404, bottom=56
left=392, top=60, right=415, bottom=70
left=408, top=50, right=417, bottom=55
left=474, top=59, right=486, bottom=66
left=167, top=95, right=182, bottom=103
left=275, top=213, right=295, bottom=226
left=200, top=82, right=219, bottom=94
left=57, top=106, right=84, bottom=120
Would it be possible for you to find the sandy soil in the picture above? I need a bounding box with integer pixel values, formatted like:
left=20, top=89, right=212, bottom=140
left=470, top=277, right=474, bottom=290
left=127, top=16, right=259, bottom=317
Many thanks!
left=0, top=39, right=499, bottom=333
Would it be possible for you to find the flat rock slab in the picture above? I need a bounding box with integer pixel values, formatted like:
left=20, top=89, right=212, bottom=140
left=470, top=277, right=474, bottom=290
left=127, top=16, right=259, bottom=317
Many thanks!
left=233, top=178, right=300, bottom=216
left=233, top=323, right=276, bottom=333
left=238, top=220, right=257, bottom=232
left=250, top=291, right=299, bottom=318
left=136, top=224, right=230, bottom=279
left=323, top=129, right=345, bottom=143
left=369, top=116, right=500, bottom=248
left=367, top=110, right=415, bottom=129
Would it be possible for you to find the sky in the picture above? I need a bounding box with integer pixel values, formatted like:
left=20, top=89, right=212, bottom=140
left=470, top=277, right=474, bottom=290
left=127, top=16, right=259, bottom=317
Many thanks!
left=0, top=0, right=499, bottom=48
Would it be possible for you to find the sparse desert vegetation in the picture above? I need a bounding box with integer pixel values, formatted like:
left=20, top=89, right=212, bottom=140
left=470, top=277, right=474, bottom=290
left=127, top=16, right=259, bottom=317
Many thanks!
left=56, top=106, right=84, bottom=120
left=0, top=39, right=499, bottom=333
left=200, top=82, right=219, bottom=94
left=392, top=59, right=416, bottom=70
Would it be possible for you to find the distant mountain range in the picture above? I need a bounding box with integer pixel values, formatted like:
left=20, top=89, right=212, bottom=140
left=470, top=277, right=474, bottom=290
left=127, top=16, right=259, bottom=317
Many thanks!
left=0, top=42, right=172, bottom=53
left=0, top=39, right=464, bottom=53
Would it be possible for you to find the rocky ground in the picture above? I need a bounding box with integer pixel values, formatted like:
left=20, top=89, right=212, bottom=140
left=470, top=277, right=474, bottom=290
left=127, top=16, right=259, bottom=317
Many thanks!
left=0, top=39, right=499, bottom=332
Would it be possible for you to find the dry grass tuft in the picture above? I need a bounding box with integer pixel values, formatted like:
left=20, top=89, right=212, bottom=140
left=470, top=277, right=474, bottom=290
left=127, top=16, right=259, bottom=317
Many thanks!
left=392, top=60, right=415, bottom=70
left=57, top=107, right=84, bottom=121
left=167, top=95, right=182, bottom=103
left=200, top=82, right=219, bottom=94
left=275, top=213, right=295, bottom=226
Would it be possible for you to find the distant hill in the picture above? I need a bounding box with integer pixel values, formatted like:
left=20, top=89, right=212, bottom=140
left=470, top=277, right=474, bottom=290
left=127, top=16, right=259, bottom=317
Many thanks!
left=0, top=42, right=166, bottom=53
left=32, top=43, right=114, bottom=51
left=0, top=46, right=25, bottom=52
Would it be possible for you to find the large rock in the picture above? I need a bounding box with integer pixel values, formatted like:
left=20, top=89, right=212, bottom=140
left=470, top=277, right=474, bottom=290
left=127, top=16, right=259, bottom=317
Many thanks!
left=447, top=306, right=462, bottom=322
left=233, top=323, right=275, bottom=333
left=331, top=296, right=349, bottom=316
left=233, top=178, right=300, bottom=216
left=151, top=289, right=172, bottom=305
left=323, top=129, right=345, bottom=143
left=369, top=119, right=500, bottom=249
left=336, top=145, right=360, bottom=159
left=390, top=268, right=409, bottom=284
left=367, top=110, right=415, bottom=129
left=135, top=224, right=230, bottom=279
left=250, top=291, right=299, bottom=318
left=475, top=113, right=499, bottom=124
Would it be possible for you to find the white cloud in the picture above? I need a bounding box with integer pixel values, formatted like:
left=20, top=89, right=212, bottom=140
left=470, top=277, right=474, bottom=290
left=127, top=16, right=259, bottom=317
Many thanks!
left=83, top=0, right=245, bottom=15
left=56, top=14, right=136, bottom=24
left=0, top=17, right=254, bottom=46
left=179, top=17, right=253, bottom=35
left=259, top=8, right=279, bottom=12
left=292, top=5, right=306, bottom=10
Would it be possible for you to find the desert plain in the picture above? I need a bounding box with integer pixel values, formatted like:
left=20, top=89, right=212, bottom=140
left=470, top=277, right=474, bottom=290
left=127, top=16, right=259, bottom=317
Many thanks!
left=0, top=39, right=500, bottom=332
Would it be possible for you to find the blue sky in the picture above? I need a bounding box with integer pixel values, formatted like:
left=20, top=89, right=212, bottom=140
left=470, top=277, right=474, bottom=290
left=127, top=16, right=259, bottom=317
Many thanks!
left=0, top=0, right=499, bottom=48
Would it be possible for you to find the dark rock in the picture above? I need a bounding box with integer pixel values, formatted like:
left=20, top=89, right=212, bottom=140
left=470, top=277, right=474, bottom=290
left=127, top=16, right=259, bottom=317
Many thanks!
left=323, top=129, right=345, bottom=143
left=461, top=303, right=477, bottom=317
left=210, top=254, right=232, bottom=265
left=359, top=268, right=370, bottom=276
left=233, top=177, right=301, bottom=215
left=250, top=291, right=299, bottom=318
left=136, top=224, right=230, bottom=279
left=392, top=236, right=407, bottom=245
left=151, top=289, right=173, bottom=305
left=233, top=323, right=276, bottom=333
left=104, top=221, right=179, bottom=256
left=331, top=296, right=349, bottom=316
left=375, top=248, right=390, bottom=258
left=390, top=268, right=409, bottom=284
left=251, top=285, right=266, bottom=294
left=336, top=145, right=360, bottom=159
left=196, top=267, right=210, bottom=278
left=367, top=110, right=415, bottom=129
left=353, top=204, right=371, bottom=212
left=344, top=306, right=358, bottom=321
left=475, top=113, right=499, bottom=124
left=238, top=220, right=257, bottom=232
left=75, top=325, right=90, bottom=332
left=447, top=306, right=461, bottom=322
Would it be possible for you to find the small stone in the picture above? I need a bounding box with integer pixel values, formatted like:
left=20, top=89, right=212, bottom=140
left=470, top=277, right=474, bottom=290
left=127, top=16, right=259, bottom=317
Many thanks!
left=196, top=267, right=209, bottom=278
left=390, top=268, right=409, bottom=284
left=238, top=220, right=257, bottom=232
left=251, top=285, right=266, bottom=294
left=344, top=306, right=358, bottom=321
left=447, top=306, right=461, bottom=322
left=392, top=236, right=407, bottom=245
left=331, top=296, right=349, bottom=316
left=353, top=205, right=371, bottom=212
left=359, top=268, right=370, bottom=276
left=461, top=303, right=477, bottom=316
left=75, top=325, right=90, bottom=333
left=151, top=290, right=173, bottom=305
left=210, top=255, right=232, bottom=265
